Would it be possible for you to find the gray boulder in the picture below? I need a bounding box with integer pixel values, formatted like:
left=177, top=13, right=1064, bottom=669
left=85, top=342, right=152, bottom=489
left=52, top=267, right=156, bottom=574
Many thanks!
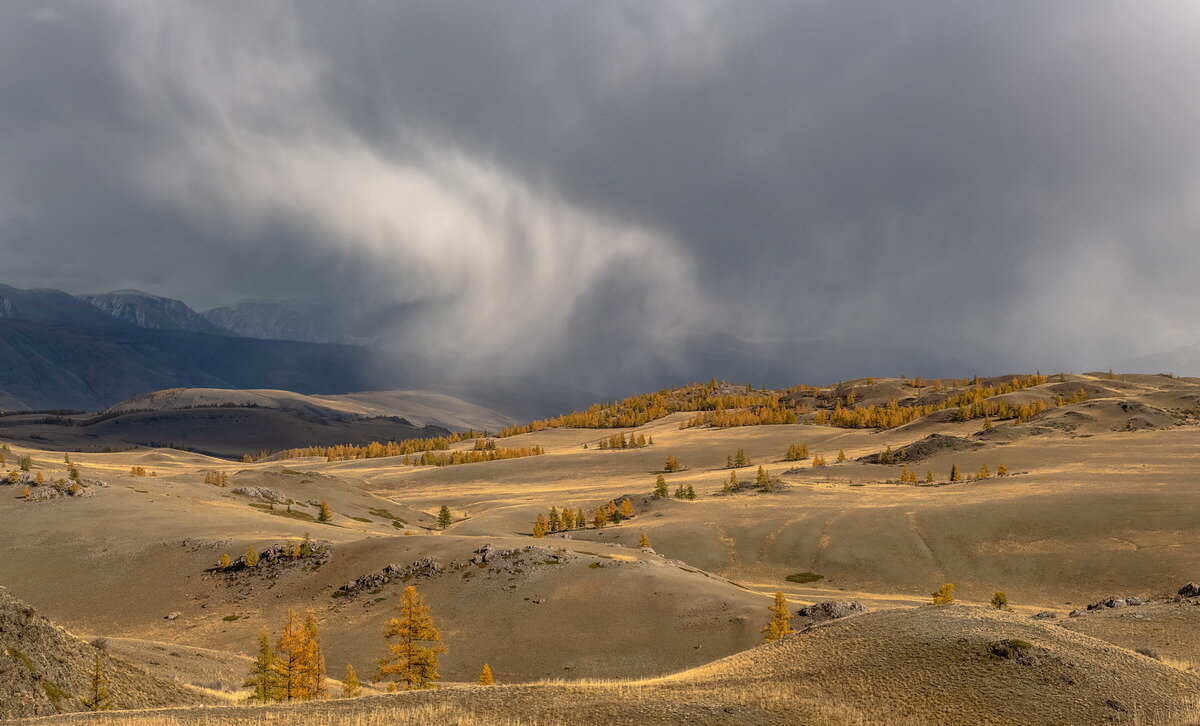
left=1179, top=583, right=1200, bottom=598
left=796, top=601, right=867, bottom=621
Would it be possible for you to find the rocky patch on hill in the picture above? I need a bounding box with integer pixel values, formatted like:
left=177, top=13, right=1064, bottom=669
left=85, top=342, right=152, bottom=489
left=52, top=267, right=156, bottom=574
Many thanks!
left=0, top=589, right=211, bottom=719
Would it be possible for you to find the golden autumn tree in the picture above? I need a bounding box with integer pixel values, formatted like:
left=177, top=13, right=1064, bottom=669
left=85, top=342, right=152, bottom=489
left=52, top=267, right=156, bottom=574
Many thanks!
left=593, top=507, right=608, bottom=528
left=303, top=611, right=328, bottom=699
left=479, top=663, right=495, bottom=685
left=318, top=501, right=333, bottom=522
left=620, top=499, right=634, bottom=518
left=931, top=583, right=956, bottom=605
left=342, top=663, right=362, bottom=698
left=638, top=531, right=651, bottom=548
left=761, top=592, right=794, bottom=642
left=377, top=586, right=445, bottom=690
left=663, top=455, right=681, bottom=472
left=274, top=609, right=322, bottom=701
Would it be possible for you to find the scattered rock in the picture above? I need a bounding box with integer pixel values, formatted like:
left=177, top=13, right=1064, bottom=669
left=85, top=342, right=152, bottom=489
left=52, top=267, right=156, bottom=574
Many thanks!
left=164, top=612, right=180, bottom=621
left=1178, top=582, right=1200, bottom=598
left=1135, top=647, right=1161, bottom=660
left=1068, top=609, right=1085, bottom=618
left=230, top=486, right=289, bottom=504
left=1031, top=611, right=1057, bottom=620
left=1086, top=596, right=1145, bottom=611
left=795, top=601, right=867, bottom=621
left=338, top=557, right=444, bottom=596
left=215, top=539, right=332, bottom=573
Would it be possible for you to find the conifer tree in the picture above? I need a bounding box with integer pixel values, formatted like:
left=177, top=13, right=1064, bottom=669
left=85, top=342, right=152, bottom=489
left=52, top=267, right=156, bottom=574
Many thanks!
left=734, top=449, right=749, bottom=467
left=593, top=508, right=608, bottom=528
left=812, top=454, right=826, bottom=467
left=977, top=464, right=990, bottom=480
left=725, top=454, right=734, bottom=469
left=342, top=663, right=362, bottom=698
left=949, top=464, right=960, bottom=482
left=925, top=470, right=934, bottom=483
left=219, top=553, right=231, bottom=569
left=997, top=464, right=1009, bottom=476
left=35, top=471, right=44, bottom=485
left=548, top=507, right=561, bottom=532
left=684, top=484, right=696, bottom=500
left=990, top=591, right=1008, bottom=610
left=303, top=611, right=327, bottom=699
left=274, top=609, right=310, bottom=701
left=653, top=474, right=669, bottom=499
left=84, top=653, right=111, bottom=711
left=664, top=455, right=681, bottom=473
left=479, top=663, right=495, bottom=685
left=437, top=505, right=452, bottom=530
left=246, top=629, right=281, bottom=701
left=562, top=508, right=576, bottom=530
left=931, top=583, right=955, bottom=605
left=673, top=485, right=685, bottom=500
left=836, top=449, right=847, bottom=463
left=245, top=547, right=259, bottom=568
left=761, top=592, right=794, bottom=642
left=377, top=586, right=444, bottom=690
left=725, top=470, right=739, bottom=493
left=318, top=501, right=333, bottom=523
left=638, top=531, right=651, bottom=548
left=756, top=466, right=770, bottom=488
left=533, top=514, right=548, bottom=538
left=620, top=499, right=634, bottom=518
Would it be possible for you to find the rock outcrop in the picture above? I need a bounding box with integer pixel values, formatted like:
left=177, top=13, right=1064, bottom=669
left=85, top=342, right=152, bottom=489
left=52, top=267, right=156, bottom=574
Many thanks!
left=796, top=601, right=867, bottom=621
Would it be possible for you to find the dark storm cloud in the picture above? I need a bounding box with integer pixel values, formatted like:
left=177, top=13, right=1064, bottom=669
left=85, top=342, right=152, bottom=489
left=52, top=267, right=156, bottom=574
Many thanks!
left=2, top=1, right=1200, bottom=382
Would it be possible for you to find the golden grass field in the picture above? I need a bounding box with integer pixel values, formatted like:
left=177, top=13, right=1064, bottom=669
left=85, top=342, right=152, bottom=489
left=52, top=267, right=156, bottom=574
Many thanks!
left=5, top=372, right=1200, bottom=724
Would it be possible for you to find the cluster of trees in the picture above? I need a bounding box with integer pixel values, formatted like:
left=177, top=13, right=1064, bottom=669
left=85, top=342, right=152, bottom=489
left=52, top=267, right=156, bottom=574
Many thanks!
left=532, top=499, right=636, bottom=536
left=128, top=466, right=157, bottom=477
left=783, top=444, right=809, bottom=461
left=595, top=432, right=652, bottom=449
left=680, top=403, right=798, bottom=429
left=725, top=449, right=751, bottom=467
left=812, top=375, right=1067, bottom=429
left=962, top=388, right=1088, bottom=422
left=245, top=586, right=471, bottom=700
left=498, top=380, right=782, bottom=436
left=280, top=431, right=488, bottom=462
left=407, top=446, right=545, bottom=467
left=203, top=470, right=230, bottom=486
left=724, top=466, right=776, bottom=493
left=245, top=609, right=328, bottom=701
left=947, top=463, right=1008, bottom=483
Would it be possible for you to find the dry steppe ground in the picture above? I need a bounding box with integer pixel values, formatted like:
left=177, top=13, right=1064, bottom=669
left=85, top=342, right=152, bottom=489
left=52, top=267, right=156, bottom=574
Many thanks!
left=5, top=372, right=1200, bottom=724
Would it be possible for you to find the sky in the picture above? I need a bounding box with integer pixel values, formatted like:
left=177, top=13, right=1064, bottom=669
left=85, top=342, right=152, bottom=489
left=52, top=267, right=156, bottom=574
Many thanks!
left=2, top=1, right=1200, bottom=387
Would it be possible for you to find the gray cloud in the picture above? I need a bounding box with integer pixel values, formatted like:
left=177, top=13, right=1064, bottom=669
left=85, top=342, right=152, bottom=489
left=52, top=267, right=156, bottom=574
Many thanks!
left=2, top=1, right=1200, bottom=386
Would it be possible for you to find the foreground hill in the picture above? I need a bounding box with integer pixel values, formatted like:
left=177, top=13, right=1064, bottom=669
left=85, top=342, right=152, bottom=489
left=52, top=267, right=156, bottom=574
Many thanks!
left=0, top=589, right=213, bottom=719
left=17, top=606, right=1199, bottom=726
